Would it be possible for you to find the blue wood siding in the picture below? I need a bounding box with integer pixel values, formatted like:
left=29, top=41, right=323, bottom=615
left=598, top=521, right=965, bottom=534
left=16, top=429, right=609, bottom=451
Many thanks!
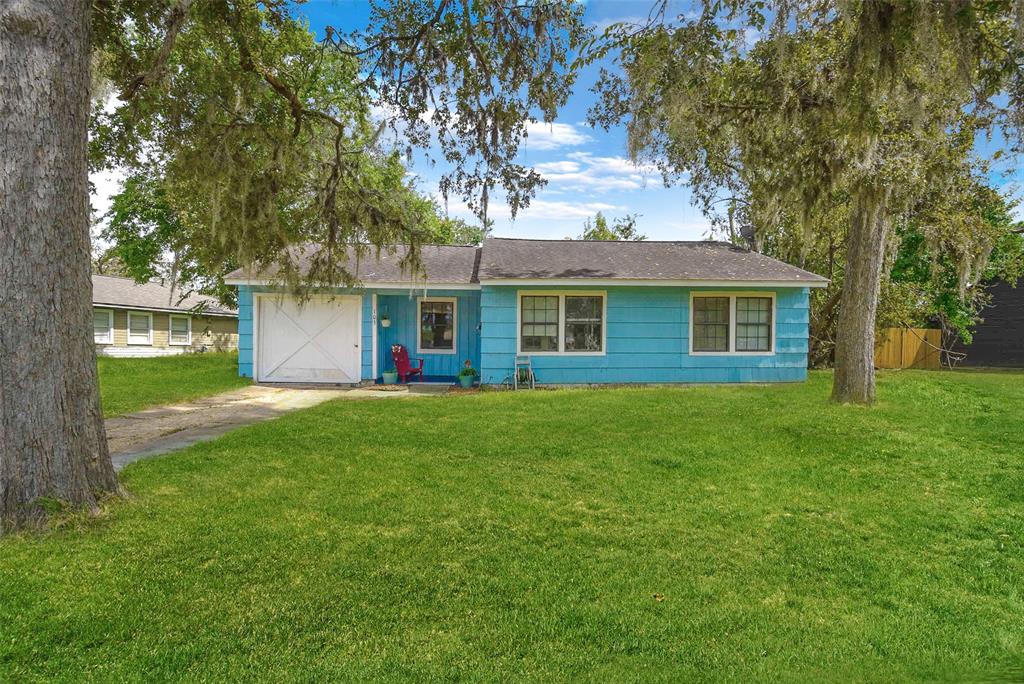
left=238, top=283, right=810, bottom=384
left=376, top=290, right=481, bottom=379
left=360, top=294, right=374, bottom=379
left=479, top=285, right=810, bottom=385
left=238, top=285, right=253, bottom=378
left=235, top=285, right=371, bottom=379
left=235, top=285, right=479, bottom=381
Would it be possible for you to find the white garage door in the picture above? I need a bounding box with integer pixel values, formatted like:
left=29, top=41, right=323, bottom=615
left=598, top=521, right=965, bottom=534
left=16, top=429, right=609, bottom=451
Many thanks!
left=256, top=295, right=361, bottom=383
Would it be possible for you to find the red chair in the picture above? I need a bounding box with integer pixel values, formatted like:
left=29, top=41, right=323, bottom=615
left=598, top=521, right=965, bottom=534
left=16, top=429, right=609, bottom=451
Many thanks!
left=391, top=344, right=424, bottom=383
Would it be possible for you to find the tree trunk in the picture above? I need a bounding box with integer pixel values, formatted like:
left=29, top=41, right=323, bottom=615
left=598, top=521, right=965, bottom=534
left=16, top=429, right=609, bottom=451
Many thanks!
left=831, top=195, right=889, bottom=404
left=1, top=0, right=120, bottom=531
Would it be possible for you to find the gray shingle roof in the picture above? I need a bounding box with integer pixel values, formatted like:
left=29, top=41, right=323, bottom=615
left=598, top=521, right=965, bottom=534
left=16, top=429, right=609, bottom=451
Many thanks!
left=92, top=275, right=236, bottom=316
left=224, top=244, right=481, bottom=285
left=224, top=239, right=828, bottom=287
left=478, top=238, right=829, bottom=284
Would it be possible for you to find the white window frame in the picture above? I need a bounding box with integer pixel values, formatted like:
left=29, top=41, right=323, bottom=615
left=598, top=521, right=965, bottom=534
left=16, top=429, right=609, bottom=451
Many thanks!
left=416, top=297, right=458, bottom=355
left=93, top=308, right=114, bottom=345
left=127, top=311, right=153, bottom=346
left=688, top=291, right=776, bottom=356
left=516, top=291, right=607, bottom=356
left=168, top=314, right=192, bottom=346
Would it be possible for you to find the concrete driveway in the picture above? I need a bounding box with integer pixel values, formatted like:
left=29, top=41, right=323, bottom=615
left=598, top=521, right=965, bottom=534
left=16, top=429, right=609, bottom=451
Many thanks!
left=106, top=384, right=446, bottom=470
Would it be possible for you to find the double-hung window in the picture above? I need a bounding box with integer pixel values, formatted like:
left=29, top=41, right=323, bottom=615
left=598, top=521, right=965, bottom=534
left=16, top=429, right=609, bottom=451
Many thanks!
left=520, top=295, right=559, bottom=352
left=690, top=294, right=774, bottom=354
left=519, top=293, right=605, bottom=354
left=564, top=296, right=603, bottom=352
left=692, top=297, right=730, bottom=352
left=417, top=298, right=456, bottom=354
left=127, top=311, right=152, bottom=345
left=169, top=315, right=191, bottom=346
left=735, top=297, right=772, bottom=351
left=93, top=309, right=113, bottom=344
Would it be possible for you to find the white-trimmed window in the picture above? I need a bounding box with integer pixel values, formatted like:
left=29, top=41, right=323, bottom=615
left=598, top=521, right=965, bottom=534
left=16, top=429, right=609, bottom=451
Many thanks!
left=127, top=311, right=153, bottom=345
left=93, top=309, right=113, bottom=344
left=518, top=292, right=606, bottom=355
left=735, top=297, right=772, bottom=351
left=169, top=314, right=192, bottom=346
left=417, top=297, right=457, bottom=354
left=689, top=293, right=775, bottom=355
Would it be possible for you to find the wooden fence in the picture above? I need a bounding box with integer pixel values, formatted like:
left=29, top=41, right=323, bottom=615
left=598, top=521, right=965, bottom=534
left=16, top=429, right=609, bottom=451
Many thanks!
left=874, top=327, right=942, bottom=369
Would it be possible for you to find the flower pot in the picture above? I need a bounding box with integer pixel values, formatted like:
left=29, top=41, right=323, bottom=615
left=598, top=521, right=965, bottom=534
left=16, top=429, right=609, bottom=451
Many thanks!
left=382, top=371, right=398, bottom=385
left=458, top=375, right=475, bottom=388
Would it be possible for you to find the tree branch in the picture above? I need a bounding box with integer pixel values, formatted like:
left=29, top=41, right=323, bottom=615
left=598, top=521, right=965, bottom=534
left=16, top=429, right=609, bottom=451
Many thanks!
left=120, top=0, right=193, bottom=100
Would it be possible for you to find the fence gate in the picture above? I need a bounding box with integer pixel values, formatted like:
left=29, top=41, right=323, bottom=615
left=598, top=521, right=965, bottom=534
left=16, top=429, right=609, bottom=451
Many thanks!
left=874, top=328, right=942, bottom=369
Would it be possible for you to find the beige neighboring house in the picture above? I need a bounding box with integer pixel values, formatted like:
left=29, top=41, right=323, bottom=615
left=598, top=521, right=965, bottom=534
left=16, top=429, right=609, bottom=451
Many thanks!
left=92, top=274, right=238, bottom=357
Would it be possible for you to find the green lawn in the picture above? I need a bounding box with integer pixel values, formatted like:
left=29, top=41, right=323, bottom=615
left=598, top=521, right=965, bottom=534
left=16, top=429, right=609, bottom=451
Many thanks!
left=97, top=352, right=250, bottom=417
left=2, top=371, right=1023, bottom=680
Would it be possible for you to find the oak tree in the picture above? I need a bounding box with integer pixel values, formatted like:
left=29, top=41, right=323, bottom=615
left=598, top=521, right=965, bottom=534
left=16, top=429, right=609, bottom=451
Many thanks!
left=590, top=0, right=1023, bottom=403
left=0, top=0, right=587, bottom=531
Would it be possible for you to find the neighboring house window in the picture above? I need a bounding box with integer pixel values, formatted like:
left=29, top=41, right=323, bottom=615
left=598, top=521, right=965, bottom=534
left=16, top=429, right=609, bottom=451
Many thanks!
left=736, top=297, right=772, bottom=352
left=690, top=294, right=775, bottom=354
left=169, top=315, right=191, bottom=346
left=519, top=292, right=606, bottom=354
left=692, top=297, right=730, bottom=352
left=417, top=298, right=457, bottom=354
left=93, top=309, right=113, bottom=344
left=127, top=311, right=152, bottom=345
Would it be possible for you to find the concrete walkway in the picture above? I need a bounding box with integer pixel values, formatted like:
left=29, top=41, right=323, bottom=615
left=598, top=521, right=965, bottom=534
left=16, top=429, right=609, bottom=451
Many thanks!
left=106, top=384, right=447, bottom=470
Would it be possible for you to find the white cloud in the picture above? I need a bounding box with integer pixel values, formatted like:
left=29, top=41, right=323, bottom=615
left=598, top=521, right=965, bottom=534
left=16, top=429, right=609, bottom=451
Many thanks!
left=566, top=151, right=659, bottom=176
left=435, top=194, right=621, bottom=223
left=546, top=172, right=644, bottom=191
left=533, top=160, right=581, bottom=174
left=532, top=151, right=661, bottom=192
left=522, top=121, right=591, bottom=151
left=525, top=199, right=623, bottom=220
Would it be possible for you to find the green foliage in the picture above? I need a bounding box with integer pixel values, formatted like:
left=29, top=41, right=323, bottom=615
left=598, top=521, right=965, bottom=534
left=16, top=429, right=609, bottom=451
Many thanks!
left=578, top=212, right=646, bottom=241
left=100, top=172, right=238, bottom=306
left=348, top=0, right=588, bottom=220
left=458, top=360, right=479, bottom=378
left=2, top=372, right=1024, bottom=678
left=98, top=169, right=486, bottom=305
left=427, top=216, right=487, bottom=246
left=889, top=185, right=1024, bottom=343
left=591, top=2, right=1022, bottom=242
left=589, top=2, right=1023, bottom=370
left=407, top=195, right=487, bottom=245
left=90, top=1, right=588, bottom=290
left=760, top=181, right=1023, bottom=364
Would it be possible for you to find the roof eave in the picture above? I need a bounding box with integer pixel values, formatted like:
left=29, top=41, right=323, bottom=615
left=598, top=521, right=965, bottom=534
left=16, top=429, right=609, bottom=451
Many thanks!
left=477, top=277, right=830, bottom=288
left=222, top=278, right=481, bottom=290
left=92, top=302, right=238, bottom=317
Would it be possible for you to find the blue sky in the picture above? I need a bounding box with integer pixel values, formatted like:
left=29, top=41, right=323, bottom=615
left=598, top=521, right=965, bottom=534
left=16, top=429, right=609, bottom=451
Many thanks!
left=297, top=0, right=1022, bottom=239
left=298, top=0, right=714, bottom=240
left=90, top=1, right=1022, bottom=240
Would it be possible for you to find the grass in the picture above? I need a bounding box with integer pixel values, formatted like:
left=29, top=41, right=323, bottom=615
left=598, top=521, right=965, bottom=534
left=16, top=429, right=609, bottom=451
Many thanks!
left=97, top=352, right=250, bottom=417
left=2, top=370, right=1023, bottom=681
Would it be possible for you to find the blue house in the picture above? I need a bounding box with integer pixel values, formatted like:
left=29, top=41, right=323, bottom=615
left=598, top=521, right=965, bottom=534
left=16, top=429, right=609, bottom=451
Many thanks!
left=224, top=238, right=827, bottom=385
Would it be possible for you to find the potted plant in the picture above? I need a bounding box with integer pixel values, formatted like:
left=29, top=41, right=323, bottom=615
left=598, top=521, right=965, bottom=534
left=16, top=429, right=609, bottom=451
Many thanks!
left=382, top=368, right=398, bottom=385
left=457, top=360, right=478, bottom=388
